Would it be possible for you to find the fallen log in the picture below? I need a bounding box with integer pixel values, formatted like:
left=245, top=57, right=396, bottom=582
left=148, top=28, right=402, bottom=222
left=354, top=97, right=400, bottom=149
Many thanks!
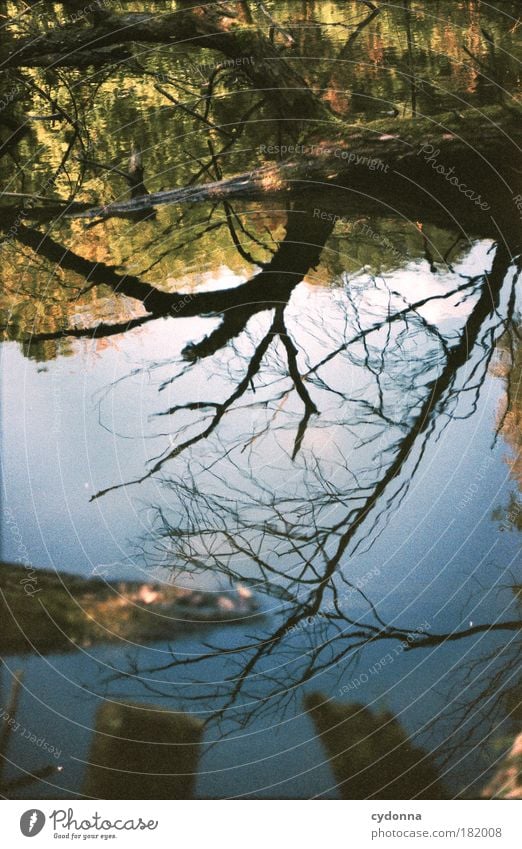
left=68, top=105, right=522, bottom=243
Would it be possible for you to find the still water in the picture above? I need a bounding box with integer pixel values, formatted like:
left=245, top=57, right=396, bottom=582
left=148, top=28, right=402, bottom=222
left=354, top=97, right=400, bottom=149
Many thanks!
left=2, top=234, right=520, bottom=797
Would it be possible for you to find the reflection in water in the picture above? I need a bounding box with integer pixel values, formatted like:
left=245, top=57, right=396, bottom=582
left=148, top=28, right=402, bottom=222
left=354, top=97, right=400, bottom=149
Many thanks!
left=305, top=693, right=446, bottom=799
left=1, top=0, right=521, bottom=800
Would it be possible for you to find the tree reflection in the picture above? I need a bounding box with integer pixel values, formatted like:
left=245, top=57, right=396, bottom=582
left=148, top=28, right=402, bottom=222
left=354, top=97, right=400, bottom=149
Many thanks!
left=1, top=0, right=521, bottom=797
left=3, top=165, right=521, bottom=754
